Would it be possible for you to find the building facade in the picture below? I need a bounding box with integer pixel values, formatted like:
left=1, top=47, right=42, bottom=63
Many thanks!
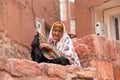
left=75, top=0, right=120, bottom=40
left=0, top=0, right=76, bottom=47
left=2, top=0, right=119, bottom=47
left=59, top=0, right=76, bottom=38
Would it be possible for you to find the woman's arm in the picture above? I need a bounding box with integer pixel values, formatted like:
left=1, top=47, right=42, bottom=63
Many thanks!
left=40, top=42, right=59, bottom=57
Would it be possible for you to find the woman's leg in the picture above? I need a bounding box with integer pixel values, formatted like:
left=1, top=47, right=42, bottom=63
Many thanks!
left=32, top=51, right=50, bottom=63
left=48, top=56, right=70, bottom=65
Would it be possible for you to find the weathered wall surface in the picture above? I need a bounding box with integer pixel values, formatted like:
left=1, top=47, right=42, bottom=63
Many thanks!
left=0, top=57, right=96, bottom=80
left=0, top=0, right=35, bottom=47
left=0, top=0, right=59, bottom=48
left=73, top=34, right=120, bottom=80
left=0, top=31, right=31, bottom=60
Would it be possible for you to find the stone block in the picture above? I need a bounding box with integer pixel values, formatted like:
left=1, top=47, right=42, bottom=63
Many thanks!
left=114, top=65, right=120, bottom=80
left=106, top=39, right=117, bottom=60
left=78, top=34, right=106, bottom=59
left=90, top=59, right=114, bottom=80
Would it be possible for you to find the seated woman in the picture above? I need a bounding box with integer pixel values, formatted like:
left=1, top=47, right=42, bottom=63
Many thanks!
left=31, top=21, right=81, bottom=66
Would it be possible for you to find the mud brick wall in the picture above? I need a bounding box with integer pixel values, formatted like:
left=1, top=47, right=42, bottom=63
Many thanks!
left=74, top=34, right=120, bottom=80
left=0, top=31, right=31, bottom=60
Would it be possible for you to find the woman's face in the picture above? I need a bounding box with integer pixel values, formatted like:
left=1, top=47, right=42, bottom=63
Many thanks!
left=52, top=24, right=63, bottom=41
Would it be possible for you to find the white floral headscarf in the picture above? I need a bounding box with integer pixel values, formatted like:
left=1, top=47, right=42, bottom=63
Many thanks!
left=48, top=21, right=81, bottom=66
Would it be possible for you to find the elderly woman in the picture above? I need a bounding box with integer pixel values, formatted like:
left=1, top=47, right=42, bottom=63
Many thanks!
left=31, top=21, right=81, bottom=66
left=41, top=21, right=81, bottom=66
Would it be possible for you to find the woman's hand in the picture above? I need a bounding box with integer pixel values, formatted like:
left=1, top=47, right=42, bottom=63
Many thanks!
left=40, top=42, right=52, bottom=50
left=69, top=59, right=74, bottom=64
left=40, top=42, right=59, bottom=57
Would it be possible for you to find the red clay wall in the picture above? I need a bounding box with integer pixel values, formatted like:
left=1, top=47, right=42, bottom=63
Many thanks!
left=0, top=0, right=58, bottom=47
left=73, top=34, right=120, bottom=80
left=75, top=0, right=105, bottom=38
